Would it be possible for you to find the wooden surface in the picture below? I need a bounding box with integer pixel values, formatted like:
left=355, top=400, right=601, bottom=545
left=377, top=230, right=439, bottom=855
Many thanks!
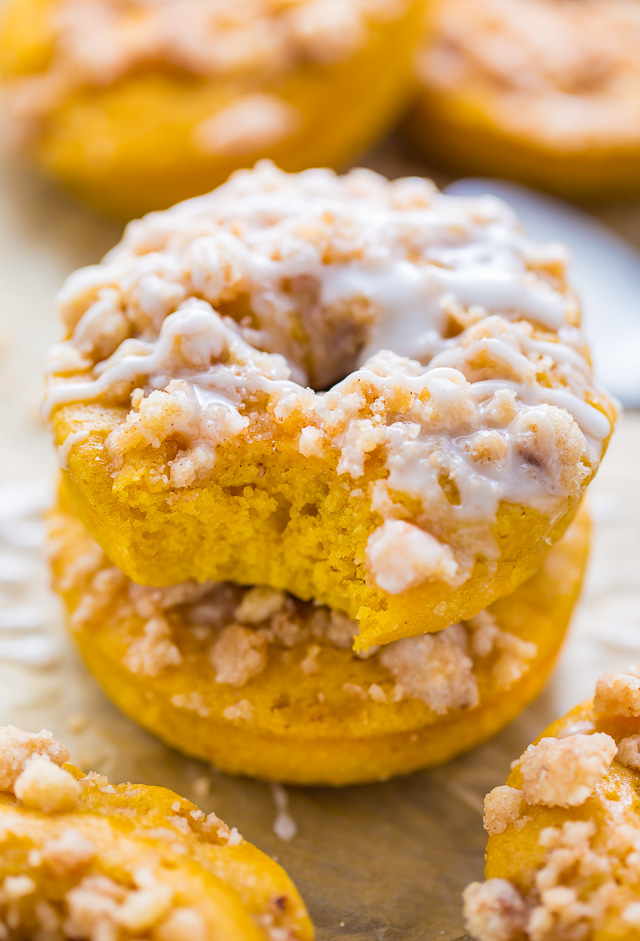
left=0, top=139, right=639, bottom=941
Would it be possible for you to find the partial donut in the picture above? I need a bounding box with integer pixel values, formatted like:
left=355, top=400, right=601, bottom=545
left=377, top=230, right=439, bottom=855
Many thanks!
left=464, top=665, right=640, bottom=941
left=408, top=0, right=640, bottom=199
left=0, top=726, right=313, bottom=939
left=0, top=0, right=424, bottom=216
left=49, top=499, right=590, bottom=786
left=44, top=163, right=615, bottom=651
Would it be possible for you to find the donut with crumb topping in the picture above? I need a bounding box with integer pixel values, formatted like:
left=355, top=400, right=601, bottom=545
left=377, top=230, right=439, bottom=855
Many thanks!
left=43, top=163, right=615, bottom=651
left=409, top=0, right=640, bottom=199
left=48, top=497, right=589, bottom=785
left=0, top=726, right=312, bottom=940
left=463, top=665, right=640, bottom=941
left=0, top=0, right=424, bottom=217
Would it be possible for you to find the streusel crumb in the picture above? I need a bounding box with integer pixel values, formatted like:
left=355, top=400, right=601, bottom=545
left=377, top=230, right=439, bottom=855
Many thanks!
left=483, top=786, right=525, bottom=835
left=463, top=879, right=528, bottom=941
left=0, top=727, right=69, bottom=791
left=42, top=829, right=96, bottom=875
left=14, top=756, right=81, bottom=813
left=519, top=734, right=616, bottom=807
left=594, top=670, right=640, bottom=717
left=616, top=734, right=640, bottom=771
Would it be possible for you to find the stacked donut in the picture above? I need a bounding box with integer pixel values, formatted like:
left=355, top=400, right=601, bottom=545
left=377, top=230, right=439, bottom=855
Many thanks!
left=0, top=0, right=424, bottom=217
left=44, top=162, right=616, bottom=785
left=409, top=0, right=640, bottom=199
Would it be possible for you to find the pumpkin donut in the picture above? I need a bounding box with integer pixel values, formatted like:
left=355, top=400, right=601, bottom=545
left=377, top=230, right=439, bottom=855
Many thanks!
left=463, top=665, right=640, bottom=941
left=0, top=0, right=424, bottom=217
left=408, top=0, right=640, bottom=200
left=48, top=498, right=589, bottom=786
left=0, top=726, right=313, bottom=939
left=43, top=163, right=615, bottom=652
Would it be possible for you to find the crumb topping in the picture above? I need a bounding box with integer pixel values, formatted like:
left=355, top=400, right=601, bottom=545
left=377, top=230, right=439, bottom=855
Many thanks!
left=616, top=735, right=640, bottom=772
left=365, top=520, right=459, bottom=594
left=5, top=0, right=408, bottom=144
left=42, top=829, right=96, bottom=875
left=519, top=733, right=616, bottom=808
left=14, top=756, right=82, bottom=814
left=210, top=624, right=269, bottom=686
left=44, top=162, right=613, bottom=594
left=222, top=700, right=254, bottom=721
left=594, top=669, right=640, bottom=717
left=463, top=879, right=528, bottom=941
left=192, top=94, right=302, bottom=158
left=51, top=507, right=539, bottom=719
left=64, top=871, right=176, bottom=938
left=379, top=623, right=478, bottom=715
left=418, top=0, right=640, bottom=147
left=0, top=727, right=70, bottom=791
left=0, top=725, right=306, bottom=941
left=483, top=786, right=526, bottom=835
left=465, top=664, right=640, bottom=941
left=122, top=615, right=183, bottom=676
left=466, top=817, right=640, bottom=941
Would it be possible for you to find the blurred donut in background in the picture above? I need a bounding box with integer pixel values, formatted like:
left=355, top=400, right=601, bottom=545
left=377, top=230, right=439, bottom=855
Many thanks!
left=0, top=0, right=425, bottom=217
left=407, top=0, right=640, bottom=200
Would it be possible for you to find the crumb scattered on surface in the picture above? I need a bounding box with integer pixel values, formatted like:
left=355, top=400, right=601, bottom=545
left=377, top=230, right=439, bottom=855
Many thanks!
left=271, top=784, right=298, bottom=843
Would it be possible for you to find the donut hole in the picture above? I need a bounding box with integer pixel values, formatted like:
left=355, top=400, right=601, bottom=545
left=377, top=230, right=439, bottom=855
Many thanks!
left=219, top=284, right=378, bottom=391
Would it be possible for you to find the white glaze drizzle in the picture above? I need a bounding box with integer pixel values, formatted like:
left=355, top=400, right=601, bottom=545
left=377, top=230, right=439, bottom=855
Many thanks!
left=56, top=430, right=91, bottom=471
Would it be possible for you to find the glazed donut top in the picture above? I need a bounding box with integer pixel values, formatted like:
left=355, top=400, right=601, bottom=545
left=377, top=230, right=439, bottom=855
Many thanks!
left=419, top=0, right=640, bottom=147
left=3, top=0, right=409, bottom=146
left=464, top=665, right=640, bottom=941
left=44, top=162, right=614, bottom=591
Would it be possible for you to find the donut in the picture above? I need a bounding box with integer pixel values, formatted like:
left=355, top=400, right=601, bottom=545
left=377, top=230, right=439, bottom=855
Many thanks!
left=463, top=665, right=640, bottom=941
left=43, top=163, right=616, bottom=652
left=0, top=726, right=313, bottom=939
left=0, top=0, right=424, bottom=217
left=49, top=496, right=590, bottom=786
left=408, top=0, right=640, bottom=199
